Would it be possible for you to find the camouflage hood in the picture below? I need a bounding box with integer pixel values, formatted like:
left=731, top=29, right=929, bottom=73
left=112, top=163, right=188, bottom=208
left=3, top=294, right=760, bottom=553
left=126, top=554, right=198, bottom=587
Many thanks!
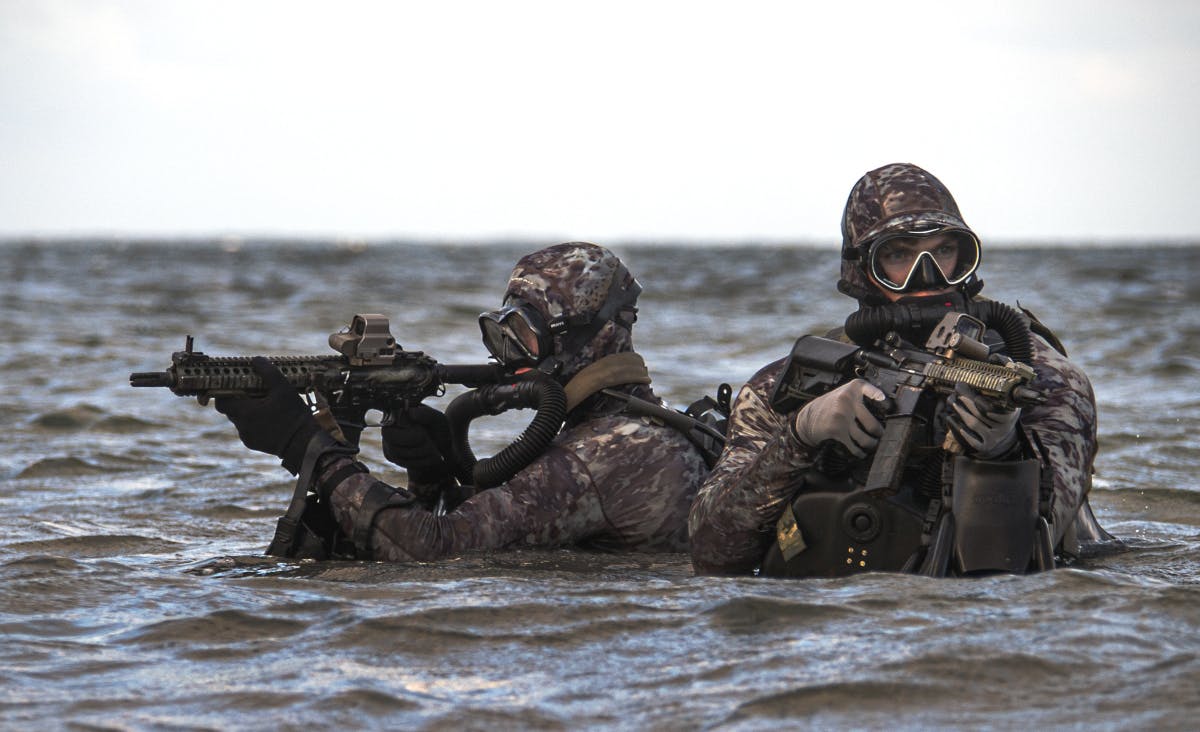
left=838, top=163, right=982, bottom=303
left=502, top=242, right=641, bottom=380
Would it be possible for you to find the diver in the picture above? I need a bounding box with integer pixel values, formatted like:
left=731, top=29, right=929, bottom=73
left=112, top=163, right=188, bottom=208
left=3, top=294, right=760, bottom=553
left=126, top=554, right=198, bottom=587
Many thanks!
left=214, top=243, right=710, bottom=561
left=689, top=163, right=1108, bottom=577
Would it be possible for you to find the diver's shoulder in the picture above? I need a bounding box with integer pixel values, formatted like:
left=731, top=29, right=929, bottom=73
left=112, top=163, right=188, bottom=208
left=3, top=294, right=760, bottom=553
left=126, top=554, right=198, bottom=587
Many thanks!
left=744, top=354, right=789, bottom=400
left=556, top=411, right=698, bottom=454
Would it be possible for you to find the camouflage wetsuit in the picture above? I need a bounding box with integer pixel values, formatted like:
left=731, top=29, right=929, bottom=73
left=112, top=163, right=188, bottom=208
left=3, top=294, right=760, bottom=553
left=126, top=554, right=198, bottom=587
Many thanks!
left=314, top=388, right=706, bottom=561
left=688, top=163, right=1099, bottom=575
left=311, top=243, right=707, bottom=561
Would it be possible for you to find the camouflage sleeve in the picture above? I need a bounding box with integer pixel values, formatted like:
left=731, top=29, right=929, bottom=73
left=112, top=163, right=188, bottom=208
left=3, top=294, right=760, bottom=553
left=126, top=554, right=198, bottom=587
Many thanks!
left=1022, top=335, right=1098, bottom=542
left=688, top=359, right=815, bottom=575
left=319, top=442, right=610, bottom=563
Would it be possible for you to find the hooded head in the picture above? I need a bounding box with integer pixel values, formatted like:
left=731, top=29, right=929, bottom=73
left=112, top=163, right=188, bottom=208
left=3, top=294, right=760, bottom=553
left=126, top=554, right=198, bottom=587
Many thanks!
left=479, top=242, right=641, bottom=380
left=838, top=163, right=983, bottom=304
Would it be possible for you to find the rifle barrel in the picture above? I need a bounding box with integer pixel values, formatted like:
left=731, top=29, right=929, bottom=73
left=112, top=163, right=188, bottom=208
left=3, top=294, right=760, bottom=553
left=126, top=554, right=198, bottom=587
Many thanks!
left=130, top=372, right=173, bottom=388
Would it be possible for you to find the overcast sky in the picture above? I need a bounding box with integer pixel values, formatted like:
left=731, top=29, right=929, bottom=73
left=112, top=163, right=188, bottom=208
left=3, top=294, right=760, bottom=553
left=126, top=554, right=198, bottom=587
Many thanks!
left=2, top=0, right=1197, bottom=243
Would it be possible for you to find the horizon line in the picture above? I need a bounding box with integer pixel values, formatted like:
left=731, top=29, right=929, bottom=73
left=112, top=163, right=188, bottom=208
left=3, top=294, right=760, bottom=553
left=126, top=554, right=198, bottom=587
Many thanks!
left=1, top=233, right=1197, bottom=250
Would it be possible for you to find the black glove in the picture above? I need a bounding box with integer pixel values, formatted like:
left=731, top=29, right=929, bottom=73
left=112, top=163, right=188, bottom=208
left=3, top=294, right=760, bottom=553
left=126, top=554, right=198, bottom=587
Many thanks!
left=381, top=404, right=455, bottom=485
left=213, top=357, right=321, bottom=474
left=331, top=406, right=368, bottom=447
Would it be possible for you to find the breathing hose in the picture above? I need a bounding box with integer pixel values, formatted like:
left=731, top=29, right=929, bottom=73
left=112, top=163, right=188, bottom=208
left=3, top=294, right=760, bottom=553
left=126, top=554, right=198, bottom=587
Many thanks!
left=444, top=376, right=568, bottom=489
left=843, top=296, right=1034, bottom=364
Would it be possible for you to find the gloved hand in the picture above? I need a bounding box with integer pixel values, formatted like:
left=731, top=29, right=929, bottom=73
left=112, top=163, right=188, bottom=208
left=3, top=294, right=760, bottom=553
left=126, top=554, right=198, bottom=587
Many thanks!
left=382, top=404, right=455, bottom=485
left=213, top=357, right=321, bottom=474
left=791, top=378, right=887, bottom=459
left=946, top=384, right=1021, bottom=459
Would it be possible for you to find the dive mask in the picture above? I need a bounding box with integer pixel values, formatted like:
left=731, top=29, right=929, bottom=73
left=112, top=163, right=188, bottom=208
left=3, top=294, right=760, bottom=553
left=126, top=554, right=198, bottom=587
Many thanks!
left=867, top=228, right=981, bottom=293
left=479, top=299, right=550, bottom=368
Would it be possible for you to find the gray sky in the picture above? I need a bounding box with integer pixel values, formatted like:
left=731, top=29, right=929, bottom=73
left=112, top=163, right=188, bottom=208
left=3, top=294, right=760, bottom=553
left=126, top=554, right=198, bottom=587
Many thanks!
left=2, top=0, right=1197, bottom=243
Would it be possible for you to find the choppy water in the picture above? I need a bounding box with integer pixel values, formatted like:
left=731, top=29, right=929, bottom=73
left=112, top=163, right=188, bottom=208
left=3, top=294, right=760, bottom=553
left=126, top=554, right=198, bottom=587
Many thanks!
left=1, top=240, right=1198, bottom=730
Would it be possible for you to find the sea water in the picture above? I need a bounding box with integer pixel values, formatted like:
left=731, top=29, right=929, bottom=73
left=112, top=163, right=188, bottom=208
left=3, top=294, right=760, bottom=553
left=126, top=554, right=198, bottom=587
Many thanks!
left=1, top=240, right=1197, bottom=729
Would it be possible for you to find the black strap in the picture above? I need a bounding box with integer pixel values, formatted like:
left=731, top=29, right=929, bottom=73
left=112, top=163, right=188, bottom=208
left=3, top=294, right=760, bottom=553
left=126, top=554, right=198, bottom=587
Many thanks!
left=547, top=263, right=642, bottom=372
left=266, top=432, right=357, bottom=558
left=598, top=388, right=727, bottom=467
left=1017, top=302, right=1068, bottom=356
left=1027, top=428, right=1056, bottom=522
left=267, top=432, right=335, bottom=556
left=323, top=462, right=368, bottom=499
left=351, top=481, right=415, bottom=559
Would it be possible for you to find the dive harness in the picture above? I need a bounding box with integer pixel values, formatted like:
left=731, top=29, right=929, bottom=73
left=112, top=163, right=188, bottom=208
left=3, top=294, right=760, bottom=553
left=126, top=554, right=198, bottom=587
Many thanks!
left=563, top=352, right=729, bottom=469
left=760, top=298, right=1056, bottom=577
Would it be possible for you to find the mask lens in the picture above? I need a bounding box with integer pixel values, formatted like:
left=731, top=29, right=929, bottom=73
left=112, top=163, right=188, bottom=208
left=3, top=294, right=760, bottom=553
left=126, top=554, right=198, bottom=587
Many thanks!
left=479, top=317, right=513, bottom=363
left=478, top=302, right=546, bottom=367
left=942, top=231, right=980, bottom=284
left=506, top=314, right=540, bottom=358
left=869, top=230, right=980, bottom=292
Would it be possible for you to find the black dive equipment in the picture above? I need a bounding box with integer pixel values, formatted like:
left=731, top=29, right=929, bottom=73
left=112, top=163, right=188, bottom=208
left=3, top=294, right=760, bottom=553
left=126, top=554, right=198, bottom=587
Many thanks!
left=478, top=298, right=549, bottom=369
left=843, top=292, right=1033, bottom=364
left=444, top=376, right=568, bottom=489
left=760, top=307, right=1050, bottom=578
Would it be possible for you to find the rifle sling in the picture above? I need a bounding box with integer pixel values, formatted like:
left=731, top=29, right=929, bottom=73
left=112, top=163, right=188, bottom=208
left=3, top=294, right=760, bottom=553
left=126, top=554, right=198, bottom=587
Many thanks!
left=562, top=351, right=721, bottom=440
left=266, top=433, right=337, bottom=557
left=266, top=432, right=359, bottom=558
left=351, top=481, right=415, bottom=559
left=599, top=388, right=725, bottom=445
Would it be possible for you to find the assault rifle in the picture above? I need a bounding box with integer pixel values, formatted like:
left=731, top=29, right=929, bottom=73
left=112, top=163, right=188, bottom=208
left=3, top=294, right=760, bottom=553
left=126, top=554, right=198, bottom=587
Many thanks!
left=130, top=313, right=508, bottom=441
left=131, top=313, right=570, bottom=489
left=769, top=312, right=1046, bottom=496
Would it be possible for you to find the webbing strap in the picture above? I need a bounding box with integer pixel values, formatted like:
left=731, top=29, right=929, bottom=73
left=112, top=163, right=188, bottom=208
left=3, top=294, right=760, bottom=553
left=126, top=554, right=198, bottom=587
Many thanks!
left=562, top=352, right=651, bottom=412
left=266, top=431, right=340, bottom=557
left=545, top=263, right=642, bottom=375
left=351, top=482, right=415, bottom=559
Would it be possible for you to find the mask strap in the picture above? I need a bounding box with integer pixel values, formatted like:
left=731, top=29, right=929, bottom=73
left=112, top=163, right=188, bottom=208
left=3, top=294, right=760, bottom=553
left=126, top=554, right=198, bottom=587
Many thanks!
left=544, top=262, right=642, bottom=373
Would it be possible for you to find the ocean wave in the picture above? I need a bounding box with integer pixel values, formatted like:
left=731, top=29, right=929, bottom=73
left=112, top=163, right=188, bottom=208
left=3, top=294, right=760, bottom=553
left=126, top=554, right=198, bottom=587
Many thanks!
left=0, top=554, right=87, bottom=575
left=91, top=414, right=161, bottom=433
left=117, top=608, right=308, bottom=647
left=192, top=503, right=286, bottom=520
left=8, top=534, right=183, bottom=558
left=701, top=595, right=862, bottom=633
left=723, top=679, right=942, bottom=724
left=333, top=599, right=689, bottom=651
left=16, top=456, right=112, bottom=478
left=28, top=405, right=106, bottom=431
